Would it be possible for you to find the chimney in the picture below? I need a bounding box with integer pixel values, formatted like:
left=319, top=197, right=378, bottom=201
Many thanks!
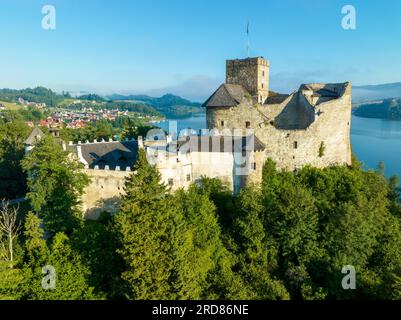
left=77, top=145, right=89, bottom=166
left=138, top=136, right=144, bottom=149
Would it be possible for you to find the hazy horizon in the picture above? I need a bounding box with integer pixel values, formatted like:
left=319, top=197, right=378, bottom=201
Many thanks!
left=2, top=0, right=401, bottom=101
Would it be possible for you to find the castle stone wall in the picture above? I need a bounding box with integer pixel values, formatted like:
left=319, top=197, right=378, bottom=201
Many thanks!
left=82, top=169, right=129, bottom=219
left=206, top=82, right=352, bottom=171
left=80, top=56, right=352, bottom=219
left=190, top=152, right=235, bottom=190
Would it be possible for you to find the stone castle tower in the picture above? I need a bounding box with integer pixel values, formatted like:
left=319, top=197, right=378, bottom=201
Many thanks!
left=226, top=57, right=270, bottom=104
left=204, top=56, right=352, bottom=175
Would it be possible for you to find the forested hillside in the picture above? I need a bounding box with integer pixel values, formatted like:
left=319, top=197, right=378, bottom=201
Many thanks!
left=108, top=93, right=203, bottom=118
left=0, top=87, right=202, bottom=118
left=0, top=87, right=69, bottom=107
left=353, top=98, right=401, bottom=120
left=1, top=129, right=401, bottom=300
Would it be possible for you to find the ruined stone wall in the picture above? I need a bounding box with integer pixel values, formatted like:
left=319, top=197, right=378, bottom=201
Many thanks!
left=206, top=83, right=352, bottom=171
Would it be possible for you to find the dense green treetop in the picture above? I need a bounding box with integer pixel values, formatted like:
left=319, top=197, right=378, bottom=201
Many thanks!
left=1, top=126, right=401, bottom=300
left=21, top=135, right=90, bottom=236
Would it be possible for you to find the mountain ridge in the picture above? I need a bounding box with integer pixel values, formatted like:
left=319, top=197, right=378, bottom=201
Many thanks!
left=353, top=82, right=401, bottom=103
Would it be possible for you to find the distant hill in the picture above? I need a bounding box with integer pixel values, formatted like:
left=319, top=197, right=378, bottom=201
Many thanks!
left=108, top=93, right=203, bottom=118
left=0, top=87, right=203, bottom=119
left=353, top=83, right=401, bottom=103
left=0, top=87, right=69, bottom=107
left=109, top=93, right=200, bottom=107
left=78, top=94, right=106, bottom=102
left=353, top=98, right=401, bottom=120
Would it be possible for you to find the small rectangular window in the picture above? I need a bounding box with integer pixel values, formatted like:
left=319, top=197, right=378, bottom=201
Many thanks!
left=168, top=178, right=174, bottom=186
left=252, top=162, right=256, bottom=170
left=261, top=83, right=264, bottom=89
left=186, top=174, right=191, bottom=182
left=246, top=121, right=251, bottom=129
left=221, top=120, right=225, bottom=126
left=294, top=141, right=298, bottom=149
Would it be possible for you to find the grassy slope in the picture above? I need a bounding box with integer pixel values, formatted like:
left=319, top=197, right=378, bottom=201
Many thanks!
left=56, top=98, right=80, bottom=107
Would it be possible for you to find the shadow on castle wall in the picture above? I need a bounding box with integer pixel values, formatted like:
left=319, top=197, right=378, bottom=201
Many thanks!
left=85, top=196, right=122, bottom=220
left=274, top=93, right=315, bottom=130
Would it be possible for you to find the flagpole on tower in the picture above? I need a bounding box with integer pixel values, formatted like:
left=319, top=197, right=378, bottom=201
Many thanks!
left=246, top=20, right=250, bottom=57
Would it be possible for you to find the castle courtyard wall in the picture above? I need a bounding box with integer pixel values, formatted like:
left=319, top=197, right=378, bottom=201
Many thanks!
left=82, top=169, right=130, bottom=219
left=190, top=152, right=235, bottom=190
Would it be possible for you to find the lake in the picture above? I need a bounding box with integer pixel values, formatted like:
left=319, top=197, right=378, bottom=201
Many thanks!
left=155, top=114, right=401, bottom=178
left=351, top=115, right=401, bottom=178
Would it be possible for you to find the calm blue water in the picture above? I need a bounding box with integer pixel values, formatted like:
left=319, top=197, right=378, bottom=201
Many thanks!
left=155, top=113, right=401, bottom=178
left=155, top=113, right=206, bottom=136
left=351, top=115, right=401, bottom=178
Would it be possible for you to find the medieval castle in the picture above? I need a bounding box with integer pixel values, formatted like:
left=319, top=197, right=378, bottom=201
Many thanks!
left=25, top=56, right=352, bottom=219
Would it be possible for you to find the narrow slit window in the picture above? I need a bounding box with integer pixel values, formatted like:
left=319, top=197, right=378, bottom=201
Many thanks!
left=294, top=141, right=298, bottom=149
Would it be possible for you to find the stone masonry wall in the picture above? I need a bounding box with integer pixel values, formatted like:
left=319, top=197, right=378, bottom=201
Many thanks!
left=206, top=82, right=352, bottom=173
left=226, top=57, right=270, bottom=103
left=82, top=169, right=130, bottom=220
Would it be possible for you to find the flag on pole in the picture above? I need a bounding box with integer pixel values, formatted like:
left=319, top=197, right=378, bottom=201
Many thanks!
left=246, top=21, right=250, bottom=57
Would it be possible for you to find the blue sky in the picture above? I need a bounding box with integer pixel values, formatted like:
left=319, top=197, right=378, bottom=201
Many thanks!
left=1, top=0, right=400, bottom=100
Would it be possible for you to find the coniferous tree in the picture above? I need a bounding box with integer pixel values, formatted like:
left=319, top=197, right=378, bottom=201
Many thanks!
left=22, top=232, right=99, bottom=300
left=176, top=185, right=251, bottom=299
left=115, top=150, right=190, bottom=299
left=23, top=212, right=48, bottom=267
left=0, top=120, right=30, bottom=199
left=70, top=218, right=124, bottom=299
left=0, top=261, right=24, bottom=300
left=21, top=135, right=90, bottom=236
left=232, top=186, right=290, bottom=299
